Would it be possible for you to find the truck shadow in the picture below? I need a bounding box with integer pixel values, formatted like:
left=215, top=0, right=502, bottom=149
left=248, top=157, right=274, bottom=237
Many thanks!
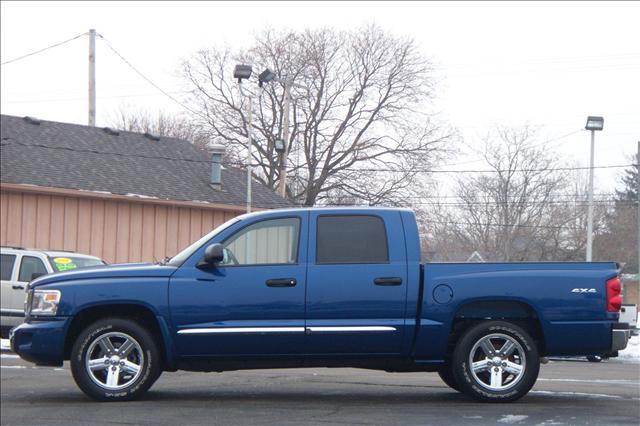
left=22, top=388, right=627, bottom=406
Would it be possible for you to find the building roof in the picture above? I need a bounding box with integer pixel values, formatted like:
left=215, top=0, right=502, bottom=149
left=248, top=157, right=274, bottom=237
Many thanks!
left=0, top=115, right=293, bottom=209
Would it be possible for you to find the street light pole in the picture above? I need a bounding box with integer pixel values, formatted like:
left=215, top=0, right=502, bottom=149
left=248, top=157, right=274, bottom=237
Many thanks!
left=278, top=80, right=291, bottom=197
left=233, top=64, right=254, bottom=213
left=584, top=116, right=604, bottom=262
left=239, top=84, right=253, bottom=214
left=586, top=129, right=596, bottom=261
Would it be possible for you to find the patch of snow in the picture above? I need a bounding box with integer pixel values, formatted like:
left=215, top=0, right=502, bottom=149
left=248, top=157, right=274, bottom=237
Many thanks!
left=617, top=334, right=640, bottom=363
left=0, top=339, right=10, bottom=351
left=497, top=415, right=529, bottom=424
left=536, top=421, right=564, bottom=426
left=538, top=378, right=636, bottom=384
left=124, top=193, right=159, bottom=199
left=1, top=365, right=26, bottom=369
left=463, top=416, right=483, bottom=419
left=1, top=354, right=19, bottom=359
left=531, top=390, right=623, bottom=399
left=78, top=189, right=112, bottom=195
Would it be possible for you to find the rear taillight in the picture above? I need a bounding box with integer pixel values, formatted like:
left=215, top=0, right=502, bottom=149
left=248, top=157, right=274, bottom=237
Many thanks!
left=606, top=277, right=622, bottom=312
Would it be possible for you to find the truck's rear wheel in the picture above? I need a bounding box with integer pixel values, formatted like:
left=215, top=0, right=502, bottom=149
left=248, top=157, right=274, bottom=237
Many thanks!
left=452, top=321, right=539, bottom=402
left=70, top=318, right=161, bottom=401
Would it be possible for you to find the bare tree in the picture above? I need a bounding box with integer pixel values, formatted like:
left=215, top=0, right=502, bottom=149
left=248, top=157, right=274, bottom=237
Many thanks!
left=421, top=126, right=603, bottom=262
left=181, top=25, right=453, bottom=205
left=107, top=105, right=209, bottom=148
left=594, top=157, right=639, bottom=272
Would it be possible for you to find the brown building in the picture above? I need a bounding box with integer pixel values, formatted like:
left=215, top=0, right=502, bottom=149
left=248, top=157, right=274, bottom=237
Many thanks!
left=0, top=115, right=291, bottom=264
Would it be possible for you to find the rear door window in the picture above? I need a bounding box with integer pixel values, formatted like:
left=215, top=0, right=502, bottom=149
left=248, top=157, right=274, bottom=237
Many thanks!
left=316, top=215, right=389, bottom=264
left=18, top=256, right=48, bottom=282
left=1, top=254, right=16, bottom=281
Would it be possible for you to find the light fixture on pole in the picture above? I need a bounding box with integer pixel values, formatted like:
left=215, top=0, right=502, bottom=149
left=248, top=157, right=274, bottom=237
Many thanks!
left=585, top=115, right=604, bottom=262
left=234, top=64, right=253, bottom=213
left=258, top=69, right=276, bottom=87
left=274, top=138, right=286, bottom=154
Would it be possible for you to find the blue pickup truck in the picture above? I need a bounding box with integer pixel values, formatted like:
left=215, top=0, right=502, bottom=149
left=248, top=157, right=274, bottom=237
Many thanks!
left=10, top=207, right=629, bottom=402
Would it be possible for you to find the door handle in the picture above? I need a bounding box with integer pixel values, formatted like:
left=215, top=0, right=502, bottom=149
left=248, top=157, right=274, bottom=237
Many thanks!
left=12, top=285, right=25, bottom=290
left=266, top=278, right=297, bottom=287
left=196, top=277, right=217, bottom=283
left=374, top=277, right=402, bottom=286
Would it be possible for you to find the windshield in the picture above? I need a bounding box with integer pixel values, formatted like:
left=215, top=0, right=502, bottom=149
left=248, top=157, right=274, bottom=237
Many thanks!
left=48, top=256, right=105, bottom=272
left=167, top=217, right=241, bottom=267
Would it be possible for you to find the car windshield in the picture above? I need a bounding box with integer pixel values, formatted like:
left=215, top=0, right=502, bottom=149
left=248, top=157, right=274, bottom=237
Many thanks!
left=48, top=256, right=105, bottom=272
left=167, top=217, right=241, bottom=267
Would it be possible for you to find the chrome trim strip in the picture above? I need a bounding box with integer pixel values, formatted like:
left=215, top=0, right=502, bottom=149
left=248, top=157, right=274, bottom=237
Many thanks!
left=177, top=327, right=305, bottom=334
left=306, top=326, right=396, bottom=332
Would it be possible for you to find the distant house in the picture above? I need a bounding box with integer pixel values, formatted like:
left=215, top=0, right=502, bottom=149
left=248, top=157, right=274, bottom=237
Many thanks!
left=0, top=115, right=292, bottom=263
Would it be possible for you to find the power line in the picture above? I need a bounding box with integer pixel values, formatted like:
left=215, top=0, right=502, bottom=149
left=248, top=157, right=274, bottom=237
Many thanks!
left=95, top=33, right=203, bottom=119
left=0, top=90, right=191, bottom=104
left=249, top=161, right=635, bottom=174
left=1, top=32, right=88, bottom=66
left=3, top=139, right=636, bottom=175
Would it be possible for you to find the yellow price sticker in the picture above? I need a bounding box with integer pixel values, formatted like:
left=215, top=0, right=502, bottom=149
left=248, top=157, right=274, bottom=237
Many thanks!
left=53, top=257, right=72, bottom=264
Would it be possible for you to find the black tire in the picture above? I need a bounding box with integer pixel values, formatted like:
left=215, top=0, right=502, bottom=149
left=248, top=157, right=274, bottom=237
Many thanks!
left=437, top=364, right=461, bottom=392
left=70, top=318, right=162, bottom=401
left=452, top=321, right=540, bottom=403
left=587, top=355, right=603, bottom=362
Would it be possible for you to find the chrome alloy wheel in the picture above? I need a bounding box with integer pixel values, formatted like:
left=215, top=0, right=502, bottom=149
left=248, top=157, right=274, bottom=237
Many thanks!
left=85, top=332, right=144, bottom=391
left=468, top=333, right=526, bottom=392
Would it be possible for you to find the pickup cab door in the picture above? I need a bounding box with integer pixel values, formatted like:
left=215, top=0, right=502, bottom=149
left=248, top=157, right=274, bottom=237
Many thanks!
left=305, top=211, right=408, bottom=355
left=169, top=212, right=308, bottom=357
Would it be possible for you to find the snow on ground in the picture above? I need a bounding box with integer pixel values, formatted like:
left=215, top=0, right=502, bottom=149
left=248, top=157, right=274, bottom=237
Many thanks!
left=497, top=415, right=529, bottom=424
left=617, top=334, right=640, bottom=363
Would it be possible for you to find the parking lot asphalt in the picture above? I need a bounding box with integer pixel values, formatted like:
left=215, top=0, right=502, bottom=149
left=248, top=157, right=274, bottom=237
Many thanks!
left=1, top=354, right=639, bottom=426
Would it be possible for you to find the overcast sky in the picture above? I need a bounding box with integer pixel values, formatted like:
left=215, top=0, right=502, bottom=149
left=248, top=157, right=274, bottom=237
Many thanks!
left=1, top=1, right=638, bottom=193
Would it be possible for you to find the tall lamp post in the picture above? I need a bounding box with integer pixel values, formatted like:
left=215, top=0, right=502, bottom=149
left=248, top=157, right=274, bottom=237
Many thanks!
left=234, top=64, right=253, bottom=213
left=258, top=68, right=296, bottom=198
left=585, top=115, right=604, bottom=261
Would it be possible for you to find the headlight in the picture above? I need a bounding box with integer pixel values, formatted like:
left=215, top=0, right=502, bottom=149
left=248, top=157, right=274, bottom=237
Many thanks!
left=28, top=290, right=62, bottom=316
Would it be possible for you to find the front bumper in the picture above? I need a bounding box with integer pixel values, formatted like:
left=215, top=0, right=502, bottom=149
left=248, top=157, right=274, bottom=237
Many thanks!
left=9, top=318, right=69, bottom=366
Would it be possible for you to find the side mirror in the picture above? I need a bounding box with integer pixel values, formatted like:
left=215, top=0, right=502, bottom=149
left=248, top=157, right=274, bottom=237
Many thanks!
left=197, top=243, right=224, bottom=268
left=31, top=272, right=46, bottom=281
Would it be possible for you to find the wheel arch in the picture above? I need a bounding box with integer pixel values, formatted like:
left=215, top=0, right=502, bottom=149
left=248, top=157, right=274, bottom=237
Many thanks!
left=448, top=299, right=546, bottom=356
left=64, top=303, right=174, bottom=369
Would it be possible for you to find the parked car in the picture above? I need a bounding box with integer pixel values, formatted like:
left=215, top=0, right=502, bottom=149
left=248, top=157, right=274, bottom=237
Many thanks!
left=1, top=247, right=104, bottom=336
left=620, top=304, right=638, bottom=334
left=10, top=208, right=630, bottom=402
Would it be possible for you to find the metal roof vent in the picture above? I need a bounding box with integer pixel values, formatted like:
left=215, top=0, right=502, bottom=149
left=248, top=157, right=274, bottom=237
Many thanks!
left=207, top=143, right=226, bottom=190
left=23, top=116, right=41, bottom=125
left=143, top=132, right=161, bottom=141
left=102, top=127, right=120, bottom=136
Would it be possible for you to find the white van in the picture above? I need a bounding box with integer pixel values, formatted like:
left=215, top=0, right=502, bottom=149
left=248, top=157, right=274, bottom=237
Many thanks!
left=620, top=304, right=638, bottom=336
left=1, top=247, right=104, bottom=336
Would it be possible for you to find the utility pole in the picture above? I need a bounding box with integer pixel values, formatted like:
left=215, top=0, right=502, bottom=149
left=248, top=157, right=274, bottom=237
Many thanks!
left=88, top=29, right=96, bottom=127
left=278, top=80, right=291, bottom=197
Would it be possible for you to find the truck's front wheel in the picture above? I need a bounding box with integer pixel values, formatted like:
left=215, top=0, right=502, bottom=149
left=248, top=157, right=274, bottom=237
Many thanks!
left=452, top=321, right=540, bottom=403
left=70, top=318, right=162, bottom=401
